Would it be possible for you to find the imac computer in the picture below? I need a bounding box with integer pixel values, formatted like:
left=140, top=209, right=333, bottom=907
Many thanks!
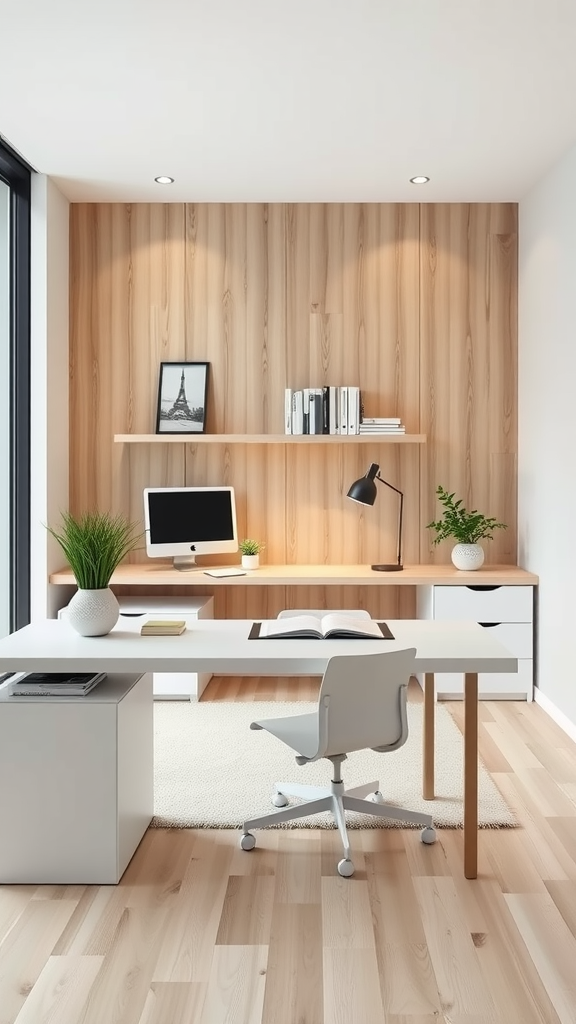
left=143, top=486, right=238, bottom=571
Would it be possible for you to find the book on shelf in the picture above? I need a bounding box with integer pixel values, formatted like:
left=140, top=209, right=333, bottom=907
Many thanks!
left=359, top=424, right=405, bottom=433
left=361, top=417, right=402, bottom=424
left=347, top=386, right=360, bottom=434
left=141, top=620, right=187, bottom=636
left=284, top=388, right=293, bottom=434
left=251, top=614, right=393, bottom=640
left=10, top=671, right=106, bottom=697
left=285, top=386, right=362, bottom=435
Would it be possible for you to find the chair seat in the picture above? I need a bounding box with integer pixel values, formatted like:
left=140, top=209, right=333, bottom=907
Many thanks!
left=251, top=711, right=319, bottom=760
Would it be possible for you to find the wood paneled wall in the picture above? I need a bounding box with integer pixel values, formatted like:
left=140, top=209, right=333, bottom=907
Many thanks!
left=69, top=203, right=517, bottom=618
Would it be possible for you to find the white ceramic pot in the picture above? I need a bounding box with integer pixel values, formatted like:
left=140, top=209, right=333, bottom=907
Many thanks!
left=67, top=587, right=120, bottom=636
left=451, top=543, right=485, bottom=571
left=241, top=554, right=259, bottom=570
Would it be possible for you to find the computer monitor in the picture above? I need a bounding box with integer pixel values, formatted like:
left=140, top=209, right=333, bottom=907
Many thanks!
left=143, top=486, right=238, bottom=571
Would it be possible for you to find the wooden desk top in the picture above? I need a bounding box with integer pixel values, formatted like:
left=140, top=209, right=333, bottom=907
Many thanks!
left=49, top=563, right=539, bottom=587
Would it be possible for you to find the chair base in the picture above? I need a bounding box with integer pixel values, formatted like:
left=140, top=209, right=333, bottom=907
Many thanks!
left=242, top=778, right=435, bottom=876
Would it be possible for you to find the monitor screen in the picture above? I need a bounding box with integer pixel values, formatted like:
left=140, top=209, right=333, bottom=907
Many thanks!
left=143, top=486, right=238, bottom=571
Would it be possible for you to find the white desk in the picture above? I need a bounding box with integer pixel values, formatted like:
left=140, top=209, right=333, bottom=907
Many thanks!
left=0, top=618, right=517, bottom=879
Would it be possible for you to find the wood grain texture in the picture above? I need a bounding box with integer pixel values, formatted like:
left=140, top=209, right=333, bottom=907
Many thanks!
left=69, top=203, right=518, bottom=619
left=419, top=204, right=518, bottom=565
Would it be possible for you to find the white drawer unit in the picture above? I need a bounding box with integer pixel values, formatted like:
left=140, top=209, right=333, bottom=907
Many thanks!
left=416, top=584, right=534, bottom=700
left=117, top=596, right=214, bottom=700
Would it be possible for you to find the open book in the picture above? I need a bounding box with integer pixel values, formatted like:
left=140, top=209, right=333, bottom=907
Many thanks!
left=255, top=614, right=392, bottom=640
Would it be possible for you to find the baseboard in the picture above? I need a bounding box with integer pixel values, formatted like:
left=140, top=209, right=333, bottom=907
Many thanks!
left=533, top=687, right=576, bottom=744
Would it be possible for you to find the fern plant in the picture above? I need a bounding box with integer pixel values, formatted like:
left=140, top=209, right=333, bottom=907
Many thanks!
left=427, top=486, right=507, bottom=545
left=239, top=538, right=264, bottom=555
left=47, top=510, right=142, bottom=589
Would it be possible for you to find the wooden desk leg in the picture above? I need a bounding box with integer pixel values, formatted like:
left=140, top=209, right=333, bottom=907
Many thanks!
left=423, top=672, right=435, bottom=800
left=464, top=672, right=478, bottom=879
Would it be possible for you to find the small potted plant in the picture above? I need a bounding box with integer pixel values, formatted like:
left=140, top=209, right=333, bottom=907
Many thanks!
left=426, top=486, right=507, bottom=570
left=239, top=538, right=264, bottom=570
left=47, top=510, right=142, bottom=635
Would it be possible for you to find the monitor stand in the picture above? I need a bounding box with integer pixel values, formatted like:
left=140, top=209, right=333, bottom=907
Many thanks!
left=172, top=555, right=203, bottom=572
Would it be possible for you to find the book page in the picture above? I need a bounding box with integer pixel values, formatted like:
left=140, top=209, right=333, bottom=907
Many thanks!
left=258, top=615, right=322, bottom=638
left=320, top=614, right=382, bottom=638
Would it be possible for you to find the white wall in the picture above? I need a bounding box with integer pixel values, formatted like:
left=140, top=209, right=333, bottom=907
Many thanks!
left=30, top=175, right=72, bottom=619
left=519, top=141, right=576, bottom=728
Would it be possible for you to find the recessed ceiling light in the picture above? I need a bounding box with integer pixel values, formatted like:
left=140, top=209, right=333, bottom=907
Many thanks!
left=410, top=176, right=430, bottom=185
left=154, top=176, right=174, bottom=185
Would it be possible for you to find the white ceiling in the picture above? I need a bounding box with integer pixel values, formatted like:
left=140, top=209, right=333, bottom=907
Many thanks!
left=1, top=0, right=576, bottom=203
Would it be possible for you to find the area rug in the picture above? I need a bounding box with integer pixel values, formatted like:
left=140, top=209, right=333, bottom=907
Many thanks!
left=152, top=701, right=515, bottom=829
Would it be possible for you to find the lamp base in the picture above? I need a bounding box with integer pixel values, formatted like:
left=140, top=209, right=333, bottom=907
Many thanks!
left=371, top=563, right=404, bottom=572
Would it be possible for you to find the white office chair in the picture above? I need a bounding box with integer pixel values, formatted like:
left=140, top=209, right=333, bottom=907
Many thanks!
left=277, top=608, right=371, bottom=620
left=240, top=648, right=436, bottom=876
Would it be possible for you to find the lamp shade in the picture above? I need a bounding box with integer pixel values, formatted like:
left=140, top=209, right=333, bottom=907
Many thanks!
left=346, top=463, right=379, bottom=506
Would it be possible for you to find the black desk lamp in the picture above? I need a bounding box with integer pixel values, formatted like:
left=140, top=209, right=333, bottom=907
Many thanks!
left=347, top=462, right=404, bottom=572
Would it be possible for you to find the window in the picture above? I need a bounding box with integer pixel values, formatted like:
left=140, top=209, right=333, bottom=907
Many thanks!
left=0, top=140, right=31, bottom=636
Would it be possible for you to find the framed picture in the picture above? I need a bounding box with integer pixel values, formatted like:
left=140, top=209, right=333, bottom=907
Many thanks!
left=155, top=362, right=210, bottom=434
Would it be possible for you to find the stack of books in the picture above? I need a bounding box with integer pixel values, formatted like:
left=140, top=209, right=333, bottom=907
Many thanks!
left=141, top=619, right=186, bottom=636
left=284, top=386, right=361, bottom=435
left=10, top=671, right=106, bottom=697
left=359, top=417, right=406, bottom=434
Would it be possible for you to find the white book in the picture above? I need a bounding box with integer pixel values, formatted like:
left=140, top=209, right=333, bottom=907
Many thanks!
left=359, top=425, right=405, bottom=433
left=339, top=386, right=348, bottom=434
left=284, top=389, right=293, bottom=434
left=361, top=417, right=402, bottom=425
left=347, top=386, right=360, bottom=434
left=292, top=390, right=304, bottom=434
left=307, top=388, right=317, bottom=434
left=328, top=386, right=338, bottom=434
left=302, top=388, right=311, bottom=434
left=256, top=614, right=388, bottom=640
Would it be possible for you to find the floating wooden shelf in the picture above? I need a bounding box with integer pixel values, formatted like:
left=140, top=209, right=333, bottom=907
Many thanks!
left=114, top=433, right=427, bottom=444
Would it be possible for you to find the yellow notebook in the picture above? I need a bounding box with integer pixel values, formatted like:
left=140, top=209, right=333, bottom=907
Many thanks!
left=141, top=620, right=186, bottom=636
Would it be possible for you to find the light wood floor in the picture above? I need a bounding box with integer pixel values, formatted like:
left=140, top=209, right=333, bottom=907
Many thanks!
left=1, top=678, right=576, bottom=1024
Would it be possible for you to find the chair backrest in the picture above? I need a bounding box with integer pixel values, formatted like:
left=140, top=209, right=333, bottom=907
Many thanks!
left=315, top=648, right=417, bottom=758
left=277, top=608, right=371, bottom=620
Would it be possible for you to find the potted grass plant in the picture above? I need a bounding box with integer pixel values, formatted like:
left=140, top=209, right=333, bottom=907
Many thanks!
left=426, top=486, right=507, bottom=570
left=48, top=510, right=142, bottom=635
left=239, top=538, right=264, bottom=570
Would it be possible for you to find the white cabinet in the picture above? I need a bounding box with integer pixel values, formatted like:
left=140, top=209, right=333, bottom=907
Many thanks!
left=417, top=584, right=534, bottom=700
left=118, top=596, right=215, bottom=699
left=0, top=673, right=153, bottom=884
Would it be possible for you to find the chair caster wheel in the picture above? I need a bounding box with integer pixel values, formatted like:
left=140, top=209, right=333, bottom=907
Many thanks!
left=421, top=826, right=436, bottom=845
left=369, top=790, right=385, bottom=804
left=240, top=832, right=256, bottom=851
left=272, top=792, right=289, bottom=807
left=337, top=858, right=355, bottom=878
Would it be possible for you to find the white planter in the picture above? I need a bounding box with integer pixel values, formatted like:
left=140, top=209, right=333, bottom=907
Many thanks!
left=241, top=554, right=259, bottom=570
left=451, top=543, right=485, bottom=571
left=67, top=587, right=120, bottom=636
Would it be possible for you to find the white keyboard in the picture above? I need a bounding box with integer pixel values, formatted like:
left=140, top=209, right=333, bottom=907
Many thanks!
left=203, top=567, right=247, bottom=578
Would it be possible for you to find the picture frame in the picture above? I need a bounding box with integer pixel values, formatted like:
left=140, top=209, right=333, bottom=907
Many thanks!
left=155, top=362, right=210, bottom=434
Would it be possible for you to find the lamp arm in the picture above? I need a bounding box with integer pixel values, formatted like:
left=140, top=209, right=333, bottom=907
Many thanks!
left=375, top=473, right=404, bottom=567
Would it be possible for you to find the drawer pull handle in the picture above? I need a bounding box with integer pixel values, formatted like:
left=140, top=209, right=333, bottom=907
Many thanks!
left=479, top=622, right=501, bottom=628
left=467, top=585, right=500, bottom=592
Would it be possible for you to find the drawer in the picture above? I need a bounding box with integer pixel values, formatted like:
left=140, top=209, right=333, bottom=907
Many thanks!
left=433, top=585, right=533, bottom=623
left=477, top=622, right=532, bottom=658
left=435, top=658, right=533, bottom=700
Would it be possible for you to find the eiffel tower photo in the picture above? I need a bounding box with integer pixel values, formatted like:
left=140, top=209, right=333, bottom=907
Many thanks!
left=157, top=362, right=209, bottom=434
left=165, top=369, right=194, bottom=421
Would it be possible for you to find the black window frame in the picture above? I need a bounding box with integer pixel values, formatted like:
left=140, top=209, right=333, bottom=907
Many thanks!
left=0, top=139, right=31, bottom=632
